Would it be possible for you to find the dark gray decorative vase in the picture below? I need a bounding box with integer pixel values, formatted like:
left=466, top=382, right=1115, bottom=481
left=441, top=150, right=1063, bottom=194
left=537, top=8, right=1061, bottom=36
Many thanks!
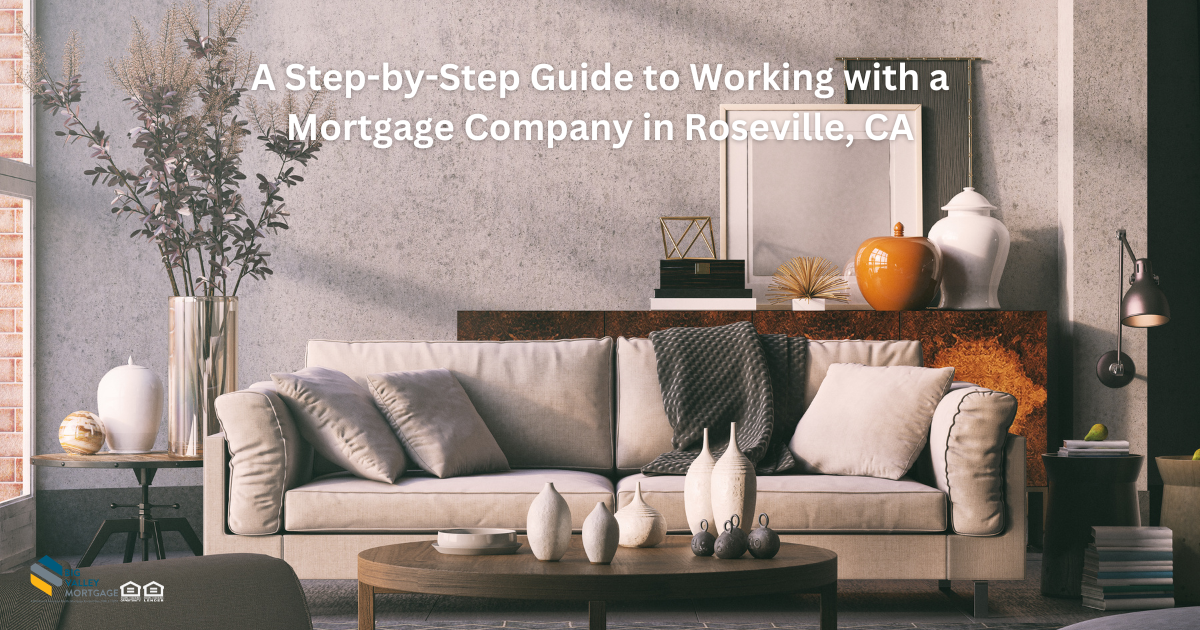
left=714, top=516, right=748, bottom=559
left=691, top=519, right=716, bottom=556
left=748, top=513, right=780, bottom=559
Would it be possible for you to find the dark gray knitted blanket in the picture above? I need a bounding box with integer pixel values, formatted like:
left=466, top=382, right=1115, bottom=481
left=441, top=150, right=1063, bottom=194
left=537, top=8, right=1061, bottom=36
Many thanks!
left=0, top=558, right=69, bottom=630
left=640, top=321, right=807, bottom=475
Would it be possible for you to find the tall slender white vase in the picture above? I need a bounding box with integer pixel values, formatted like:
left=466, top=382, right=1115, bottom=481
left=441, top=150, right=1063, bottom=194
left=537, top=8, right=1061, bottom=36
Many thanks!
left=582, top=501, right=620, bottom=564
left=684, top=428, right=716, bottom=534
left=928, top=187, right=1010, bottom=310
left=527, top=482, right=572, bottom=561
left=710, top=422, right=756, bottom=534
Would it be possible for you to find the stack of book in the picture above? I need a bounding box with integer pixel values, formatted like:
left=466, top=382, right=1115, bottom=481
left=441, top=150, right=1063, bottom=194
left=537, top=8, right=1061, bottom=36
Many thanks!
left=1058, top=440, right=1130, bottom=457
left=651, top=260, right=756, bottom=310
left=1082, top=526, right=1174, bottom=611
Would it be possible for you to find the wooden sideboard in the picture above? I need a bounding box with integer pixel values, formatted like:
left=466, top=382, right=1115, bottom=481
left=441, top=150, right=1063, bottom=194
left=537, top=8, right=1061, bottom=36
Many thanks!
left=458, top=310, right=1048, bottom=486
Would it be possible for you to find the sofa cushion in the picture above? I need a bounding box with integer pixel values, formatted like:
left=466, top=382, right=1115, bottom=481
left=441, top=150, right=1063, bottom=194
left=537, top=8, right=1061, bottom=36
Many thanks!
left=615, top=338, right=924, bottom=473
left=283, top=469, right=614, bottom=532
left=790, top=363, right=955, bottom=480
left=306, top=339, right=614, bottom=472
left=214, top=381, right=314, bottom=536
left=930, top=385, right=1018, bottom=536
left=368, top=368, right=510, bottom=478
left=804, top=340, right=924, bottom=411
left=616, top=473, right=946, bottom=533
left=615, top=337, right=676, bottom=472
left=272, top=367, right=407, bottom=483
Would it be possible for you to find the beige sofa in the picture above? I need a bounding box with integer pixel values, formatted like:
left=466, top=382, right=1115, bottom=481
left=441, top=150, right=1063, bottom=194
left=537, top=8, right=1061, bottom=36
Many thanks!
left=205, top=337, right=1024, bottom=616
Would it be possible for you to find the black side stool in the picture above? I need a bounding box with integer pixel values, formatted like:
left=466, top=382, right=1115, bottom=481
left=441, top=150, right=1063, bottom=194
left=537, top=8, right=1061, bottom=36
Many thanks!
left=32, top=452, right=204, bottom=567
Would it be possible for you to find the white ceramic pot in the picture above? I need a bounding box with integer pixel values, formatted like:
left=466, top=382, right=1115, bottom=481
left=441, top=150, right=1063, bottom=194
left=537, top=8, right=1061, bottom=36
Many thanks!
left=684, top=428, right=716, bottom=535
left=526, top=482, right=572, bottom=561
left=582, top=501, right=620, bottom=564
left=615, top=482, right=667, bottom=548
left=97, top=357, right=164, bottom=454
left=791, top=298, right=826, bottom=311
left=710, top=422, right=757, bottom=534
left=928, top=187, right=1011, bottom=310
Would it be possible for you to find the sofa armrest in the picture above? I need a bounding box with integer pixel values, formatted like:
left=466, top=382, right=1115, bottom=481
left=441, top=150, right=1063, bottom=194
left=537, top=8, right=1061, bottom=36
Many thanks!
left=929, top=385, right=1018, bottom=536
left=213, top=382, right=313, bottom=535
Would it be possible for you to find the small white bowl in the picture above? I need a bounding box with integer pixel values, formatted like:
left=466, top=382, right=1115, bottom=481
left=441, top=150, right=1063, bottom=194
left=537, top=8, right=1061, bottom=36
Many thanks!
left=437, top=528, right=517, bottom=549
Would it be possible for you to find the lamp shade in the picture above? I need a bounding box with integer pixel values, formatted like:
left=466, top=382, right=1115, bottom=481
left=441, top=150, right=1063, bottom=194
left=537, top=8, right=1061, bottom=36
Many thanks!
left=1121, top=259, right=1170, bottom=327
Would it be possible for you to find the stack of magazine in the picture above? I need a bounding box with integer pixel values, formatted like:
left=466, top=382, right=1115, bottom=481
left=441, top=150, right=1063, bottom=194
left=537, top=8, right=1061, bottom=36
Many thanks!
left=1058, top=440, right=1130, bottom=457
left=1082, top=526, right=1174, bottom=611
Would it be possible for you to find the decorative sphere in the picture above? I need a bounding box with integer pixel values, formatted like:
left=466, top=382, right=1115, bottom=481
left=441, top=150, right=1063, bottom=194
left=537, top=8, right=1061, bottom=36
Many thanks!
left=714, top=518, right=748, bottom=559
left=691, top=529, right=716, bottom=556
left=748, top=513, right=781, bottom=559
left=59, top=411, right=105, bottom=455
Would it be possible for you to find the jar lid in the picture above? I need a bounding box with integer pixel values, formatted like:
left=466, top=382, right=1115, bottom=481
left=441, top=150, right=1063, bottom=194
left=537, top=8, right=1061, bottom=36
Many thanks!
left=942, top=187, right=997, bottom=212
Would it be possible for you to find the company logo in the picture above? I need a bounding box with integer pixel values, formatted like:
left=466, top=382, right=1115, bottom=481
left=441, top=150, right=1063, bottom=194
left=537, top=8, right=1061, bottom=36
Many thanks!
left=120, top=581, right=141, bottom=602
left=29, top=556, right=63, bottom=596
left=143, top=581, right=164, bottom=602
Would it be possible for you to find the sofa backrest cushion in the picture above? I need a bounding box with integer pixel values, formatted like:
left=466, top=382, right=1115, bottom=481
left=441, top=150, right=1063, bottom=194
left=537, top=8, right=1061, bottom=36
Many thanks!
left=804, top=340, right=923, bottom=411
left=306, top=338, right=614, bottom=472
left=615, top=337, right=925, bottom=474
left=929, top=385, right=1018, bottom=536
left=214, top=381, right=314, bottom=536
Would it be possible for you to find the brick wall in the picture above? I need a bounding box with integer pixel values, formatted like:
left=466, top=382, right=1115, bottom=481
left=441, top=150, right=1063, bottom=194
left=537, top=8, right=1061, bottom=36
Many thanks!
left=0, top=0, right=22, bottom=503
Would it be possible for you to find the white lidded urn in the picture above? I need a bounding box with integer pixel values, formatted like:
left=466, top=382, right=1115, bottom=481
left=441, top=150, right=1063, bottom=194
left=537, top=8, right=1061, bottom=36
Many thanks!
left=710, top=422, right=757, bottom=534
left=97, top=357, right=164, bottom=454
left=526, top=482, right=572, bottom=561
left=684, top=428, right=717, bottom=534
left=928, top=187, right=1011, bottom=310
left=615, top=482, right=666, bottom=547
left=582, top=501, right=620, bottom=564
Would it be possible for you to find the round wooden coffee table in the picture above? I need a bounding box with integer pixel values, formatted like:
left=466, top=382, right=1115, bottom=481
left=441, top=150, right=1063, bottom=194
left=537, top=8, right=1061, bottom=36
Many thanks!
left=358, top=536, right=837, bottom=630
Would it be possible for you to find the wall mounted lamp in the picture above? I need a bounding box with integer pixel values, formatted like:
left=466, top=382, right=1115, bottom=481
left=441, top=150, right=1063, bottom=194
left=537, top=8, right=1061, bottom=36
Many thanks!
left=1096, top=229, right=1171, bottom=388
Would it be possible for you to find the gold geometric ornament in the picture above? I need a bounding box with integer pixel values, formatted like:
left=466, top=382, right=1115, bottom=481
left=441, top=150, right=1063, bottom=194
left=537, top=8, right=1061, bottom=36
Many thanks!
left=659, top=217, right=716, bottom=259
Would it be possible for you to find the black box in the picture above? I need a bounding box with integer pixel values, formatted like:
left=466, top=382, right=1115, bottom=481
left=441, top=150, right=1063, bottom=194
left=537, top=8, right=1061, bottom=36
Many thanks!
left=659, top=260, right=746, bottom=290
left=654, top=288, right=754, bottom=298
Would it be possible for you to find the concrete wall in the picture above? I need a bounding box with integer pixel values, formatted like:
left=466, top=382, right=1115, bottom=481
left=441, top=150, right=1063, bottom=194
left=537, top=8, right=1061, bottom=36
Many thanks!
left=27, top=0, right=1146, bottom=526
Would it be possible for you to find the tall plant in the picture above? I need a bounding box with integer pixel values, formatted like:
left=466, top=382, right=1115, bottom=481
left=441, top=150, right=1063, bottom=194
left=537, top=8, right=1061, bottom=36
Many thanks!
left=20, top=0, right=330, bottom=297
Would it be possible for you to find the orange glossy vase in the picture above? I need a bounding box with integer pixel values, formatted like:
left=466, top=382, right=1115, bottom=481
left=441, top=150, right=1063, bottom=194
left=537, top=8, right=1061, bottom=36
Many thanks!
left=855, top=223, right=943, bottom=311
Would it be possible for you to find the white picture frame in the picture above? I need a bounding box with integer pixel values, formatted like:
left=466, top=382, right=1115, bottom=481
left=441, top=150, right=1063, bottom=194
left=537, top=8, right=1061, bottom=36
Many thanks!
left=720, top=104, right=923, bottom=302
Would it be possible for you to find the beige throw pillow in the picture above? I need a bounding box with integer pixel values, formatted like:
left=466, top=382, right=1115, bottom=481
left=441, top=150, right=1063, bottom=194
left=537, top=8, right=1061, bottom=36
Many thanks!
left=368, top=368, right=510, bottom=479
left=272, top=366, right=407, bottom=483
left=789, top=363, right=955, bottom=480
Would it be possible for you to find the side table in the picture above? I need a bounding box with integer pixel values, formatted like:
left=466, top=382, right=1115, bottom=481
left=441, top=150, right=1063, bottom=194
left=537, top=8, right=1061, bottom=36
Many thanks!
left=1040, top=453, right=1144, bottom=597
left=31, top=452, right=204, bottom=567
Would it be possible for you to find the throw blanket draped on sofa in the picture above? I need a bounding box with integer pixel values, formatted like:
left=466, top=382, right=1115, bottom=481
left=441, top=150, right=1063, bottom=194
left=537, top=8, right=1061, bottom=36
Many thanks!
left=641, top=321, right=807, bottom=475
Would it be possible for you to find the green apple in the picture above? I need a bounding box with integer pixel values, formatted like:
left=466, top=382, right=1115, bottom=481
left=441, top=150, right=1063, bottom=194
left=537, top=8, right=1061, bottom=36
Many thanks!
left=1084, top=424, right=1109, bottom=441
left=1192, top=449, right=1199, bottom=461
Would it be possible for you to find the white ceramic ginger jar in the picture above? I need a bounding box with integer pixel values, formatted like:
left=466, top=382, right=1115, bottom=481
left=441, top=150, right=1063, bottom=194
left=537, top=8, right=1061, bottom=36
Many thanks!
left=684, top=428, right=717, bottom=534
left=97, top=357, right=164, bottom=454
left=710, top=422, right=757, bottom=534
left=928, top=187, right=1011, bottom=310
left=526, top=482, right=572, bottom=561
left=582, top=501, right=620, bottom=564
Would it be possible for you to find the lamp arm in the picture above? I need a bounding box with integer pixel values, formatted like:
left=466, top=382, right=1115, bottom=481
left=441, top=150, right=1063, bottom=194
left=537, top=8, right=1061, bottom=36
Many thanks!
left=1117, top=229, right=1138, bottom=268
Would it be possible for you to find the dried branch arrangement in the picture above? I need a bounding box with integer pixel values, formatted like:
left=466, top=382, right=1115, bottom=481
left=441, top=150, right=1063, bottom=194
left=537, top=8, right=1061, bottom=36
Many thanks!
left=19, top=0, right=332, bottom=296
left=766, top=256, right=850, bottom=304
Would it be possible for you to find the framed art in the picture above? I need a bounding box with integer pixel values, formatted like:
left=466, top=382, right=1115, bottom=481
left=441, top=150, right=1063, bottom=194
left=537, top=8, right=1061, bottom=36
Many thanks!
left=720, top=104, right=923, bottom=301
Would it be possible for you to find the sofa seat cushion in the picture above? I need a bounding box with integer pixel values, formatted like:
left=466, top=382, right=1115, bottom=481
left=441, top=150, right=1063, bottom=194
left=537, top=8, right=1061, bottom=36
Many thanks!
left=616, top=473, right=946, bottom=533
left=284, top=469, right=614, bottom=533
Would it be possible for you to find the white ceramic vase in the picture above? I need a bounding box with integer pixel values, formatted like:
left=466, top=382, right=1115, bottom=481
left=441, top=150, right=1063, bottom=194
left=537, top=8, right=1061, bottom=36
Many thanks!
left=710, top=422, right=757, bottom=534
left=97, top=357, right=164, bottom=454
left=526, top=482, right=572, bottom=561
left=614, top=482, right=666, bottom=548
left=684, top=428, right=716, bottom=534
left=582, top=501, right=620, bottom=564
left=791, top=298, right=826, bottom=311
left=928, top=187, right=1011, bottom=310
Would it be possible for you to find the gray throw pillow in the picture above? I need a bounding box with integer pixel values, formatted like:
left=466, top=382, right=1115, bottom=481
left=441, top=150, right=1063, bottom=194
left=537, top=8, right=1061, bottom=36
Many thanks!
left=368, top=368, right=510, bottom=479
left=272, top=366, right=406, bottom=483
left=789, top=363, right=955, bottom=480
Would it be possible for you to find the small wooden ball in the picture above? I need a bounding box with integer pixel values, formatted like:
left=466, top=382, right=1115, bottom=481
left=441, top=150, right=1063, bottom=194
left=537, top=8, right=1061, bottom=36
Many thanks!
left=59, top=411, right=105, bottom=455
